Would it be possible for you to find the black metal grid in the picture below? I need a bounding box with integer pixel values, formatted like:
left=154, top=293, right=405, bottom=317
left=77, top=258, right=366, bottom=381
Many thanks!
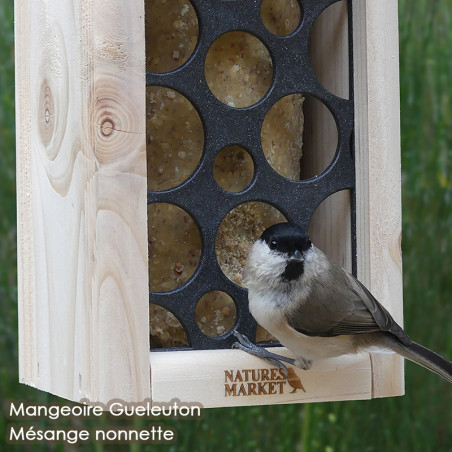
left=147, top=0, right=355, bottom=351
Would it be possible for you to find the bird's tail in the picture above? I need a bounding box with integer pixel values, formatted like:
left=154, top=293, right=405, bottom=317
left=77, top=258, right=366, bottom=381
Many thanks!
left=388, top=338, right=452, bottom=383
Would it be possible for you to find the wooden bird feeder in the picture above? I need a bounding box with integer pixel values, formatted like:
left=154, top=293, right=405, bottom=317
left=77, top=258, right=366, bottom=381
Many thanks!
left=15, top=0, right=404, bottom=407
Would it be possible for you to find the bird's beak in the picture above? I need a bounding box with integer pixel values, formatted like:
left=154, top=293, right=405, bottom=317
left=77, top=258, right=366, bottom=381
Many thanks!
left=289, top=250, right=304, bottom=263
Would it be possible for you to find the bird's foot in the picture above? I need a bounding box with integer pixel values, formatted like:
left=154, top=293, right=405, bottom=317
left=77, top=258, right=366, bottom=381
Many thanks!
left=232, top=330, right=296, bottom=378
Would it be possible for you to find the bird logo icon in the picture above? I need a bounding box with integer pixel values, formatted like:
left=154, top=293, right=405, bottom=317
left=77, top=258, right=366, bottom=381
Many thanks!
left=286, top=368, right=306, bottom=393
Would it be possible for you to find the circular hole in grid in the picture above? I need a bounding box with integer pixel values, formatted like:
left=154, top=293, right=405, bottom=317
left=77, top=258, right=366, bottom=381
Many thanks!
left=148, top=203, right=202, bottom=292
left=147, top=87, right=204, bottom=191
left=216, top=201, right=287, bottom=287
left=309, top=0, right=350, bottom=99
left=261, top=94, right=304, bottom=180
left=213, top=146, right=254, bottom=192
left=150, top=304, right=189, bottom=349
left=204, top=31, right=273, bottom=108
left=145, top=0, right=199, bottom=73
left=195, top=291, right=237, bottom=337
left=261, top=93, right=338, bottom=180
left=216, top=202, right=287, bottom=344
left=260, top=0, right=302, bottom=36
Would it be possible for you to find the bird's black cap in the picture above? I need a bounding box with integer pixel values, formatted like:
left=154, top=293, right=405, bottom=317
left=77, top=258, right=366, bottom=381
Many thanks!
left=260, top=223, right=311, bottom=255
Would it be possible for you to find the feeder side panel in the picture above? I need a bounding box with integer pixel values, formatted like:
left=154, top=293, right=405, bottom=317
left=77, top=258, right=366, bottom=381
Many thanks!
left=15, top=0, right=149, bottom=404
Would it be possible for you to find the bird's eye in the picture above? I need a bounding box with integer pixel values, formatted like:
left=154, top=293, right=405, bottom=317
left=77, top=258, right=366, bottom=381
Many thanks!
left=269, top=239, right=278, bottom=250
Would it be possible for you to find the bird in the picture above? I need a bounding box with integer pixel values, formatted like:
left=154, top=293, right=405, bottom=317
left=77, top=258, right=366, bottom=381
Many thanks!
left=232, top=222, right=452, bottom=383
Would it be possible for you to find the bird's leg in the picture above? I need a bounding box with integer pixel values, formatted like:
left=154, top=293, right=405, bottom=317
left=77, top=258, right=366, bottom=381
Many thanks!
left=232, top=342, right=291, bottom=377
left=232, top=330, right=296, bottom=378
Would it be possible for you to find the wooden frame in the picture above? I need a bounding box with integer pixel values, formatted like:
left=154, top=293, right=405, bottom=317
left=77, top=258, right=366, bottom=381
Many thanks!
left=16, top=0, right=403, bottom=406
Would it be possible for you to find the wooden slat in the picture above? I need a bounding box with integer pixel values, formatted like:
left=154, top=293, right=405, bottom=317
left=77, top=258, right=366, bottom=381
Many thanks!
left=353, top=0, right=404, bottom=397
left=15, top=0, right=149, bottom=403
left=15, top=0, right=34, bottom=389
left=150, top=348, right=373, bottom=408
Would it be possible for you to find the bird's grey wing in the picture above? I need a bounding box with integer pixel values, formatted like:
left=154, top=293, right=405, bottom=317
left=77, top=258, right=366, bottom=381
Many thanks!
left=345, top=273, right=412, bottom=345
left=288, top=265, right=411, bottom=345
left=288, top=280, right=382, bottom=337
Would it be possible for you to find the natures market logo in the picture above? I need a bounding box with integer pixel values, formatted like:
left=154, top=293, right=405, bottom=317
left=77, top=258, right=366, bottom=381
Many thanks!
left=224, top=367, right=306, bottom=397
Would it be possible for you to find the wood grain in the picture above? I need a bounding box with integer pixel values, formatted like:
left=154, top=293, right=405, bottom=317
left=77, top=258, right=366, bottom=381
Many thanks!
left=150, top=348, right=373, bottom=408
left=353, top=0, right=404, bottom=397
left=15, top=0, right=149, bottom=403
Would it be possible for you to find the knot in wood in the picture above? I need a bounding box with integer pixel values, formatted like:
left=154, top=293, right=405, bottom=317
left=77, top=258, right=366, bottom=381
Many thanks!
left=101, top=118, right=115, bottom=137
left=38, top=80, right=55, bottom=146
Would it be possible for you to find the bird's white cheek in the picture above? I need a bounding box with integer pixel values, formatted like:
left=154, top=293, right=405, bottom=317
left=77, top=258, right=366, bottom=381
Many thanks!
left=244, top=240, right=286, bottom=289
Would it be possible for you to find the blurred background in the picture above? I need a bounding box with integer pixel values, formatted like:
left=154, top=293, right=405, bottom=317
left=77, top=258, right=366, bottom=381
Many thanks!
left=1, top=0, right=451, bottom=450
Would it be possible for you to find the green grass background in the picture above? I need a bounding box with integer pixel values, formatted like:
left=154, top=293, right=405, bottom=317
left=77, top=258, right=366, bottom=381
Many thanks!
left=1, top=0, right=452, bottom=450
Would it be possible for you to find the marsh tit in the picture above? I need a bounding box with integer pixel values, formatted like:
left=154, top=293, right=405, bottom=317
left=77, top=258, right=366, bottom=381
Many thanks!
left=233, top=222, right=452, bottom=383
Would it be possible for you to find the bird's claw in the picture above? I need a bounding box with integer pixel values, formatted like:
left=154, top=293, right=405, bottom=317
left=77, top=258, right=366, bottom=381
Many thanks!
left=231, top=330, right=294, bottom=379
left=233, top=330, right=255, bottom=348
